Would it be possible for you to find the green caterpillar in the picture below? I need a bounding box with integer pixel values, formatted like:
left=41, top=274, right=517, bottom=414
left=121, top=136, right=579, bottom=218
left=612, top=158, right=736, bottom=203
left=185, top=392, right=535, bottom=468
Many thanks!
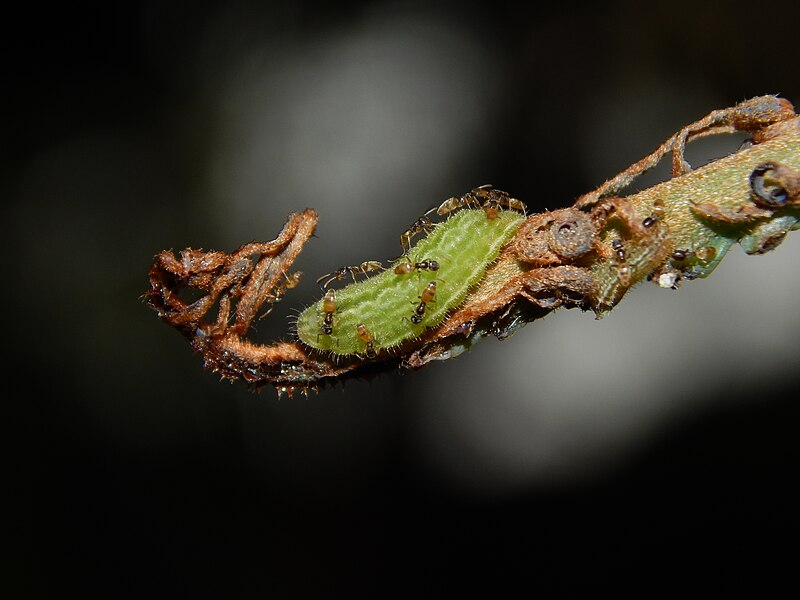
left=296, top=209, right=525, bottom=356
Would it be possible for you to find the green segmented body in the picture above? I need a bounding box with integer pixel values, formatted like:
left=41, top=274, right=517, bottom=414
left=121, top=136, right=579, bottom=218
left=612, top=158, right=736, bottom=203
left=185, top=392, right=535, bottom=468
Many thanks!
left=296, top=209, right=525, bottom=356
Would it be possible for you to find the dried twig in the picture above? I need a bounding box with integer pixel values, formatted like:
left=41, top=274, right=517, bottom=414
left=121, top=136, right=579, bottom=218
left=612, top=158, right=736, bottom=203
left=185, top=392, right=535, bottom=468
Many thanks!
left=146, top=96, right=800, bottom=395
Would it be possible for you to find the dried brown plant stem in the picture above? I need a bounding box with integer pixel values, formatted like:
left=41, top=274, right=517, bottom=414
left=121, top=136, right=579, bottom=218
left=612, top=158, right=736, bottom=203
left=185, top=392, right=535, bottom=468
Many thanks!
left=146, top=96, right=800, bottom=394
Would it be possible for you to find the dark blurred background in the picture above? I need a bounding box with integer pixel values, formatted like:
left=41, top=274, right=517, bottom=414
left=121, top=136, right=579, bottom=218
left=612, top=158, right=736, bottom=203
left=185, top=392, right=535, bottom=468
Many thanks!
left=7, top=1, right=800, bottom=596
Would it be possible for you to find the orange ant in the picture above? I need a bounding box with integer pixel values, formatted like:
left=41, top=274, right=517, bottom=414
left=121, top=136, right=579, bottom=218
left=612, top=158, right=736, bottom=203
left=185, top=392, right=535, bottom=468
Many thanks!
left=320, top=289, right=336, bottom=336
left=283, top=271, right=303, bottom=289
left=410, top=281, right=437, bottom=324
left=258, top=271, right=303, bottom=321
left=356, top=323, right=377, bottom=358
left=483, top=195, right=526, bottom=220
left=476, top=187, right=526, bottom=220
left=400, top=215, right=436, bottom=251
left=264, top=271, right=303, bottom=306
left=433, top=184, right=526, bottom=220
left=394, top=259, right=440, bottom=275
left=316, top=260, right=384, bottom=289
left=433, top=189, right=484, bottom=216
